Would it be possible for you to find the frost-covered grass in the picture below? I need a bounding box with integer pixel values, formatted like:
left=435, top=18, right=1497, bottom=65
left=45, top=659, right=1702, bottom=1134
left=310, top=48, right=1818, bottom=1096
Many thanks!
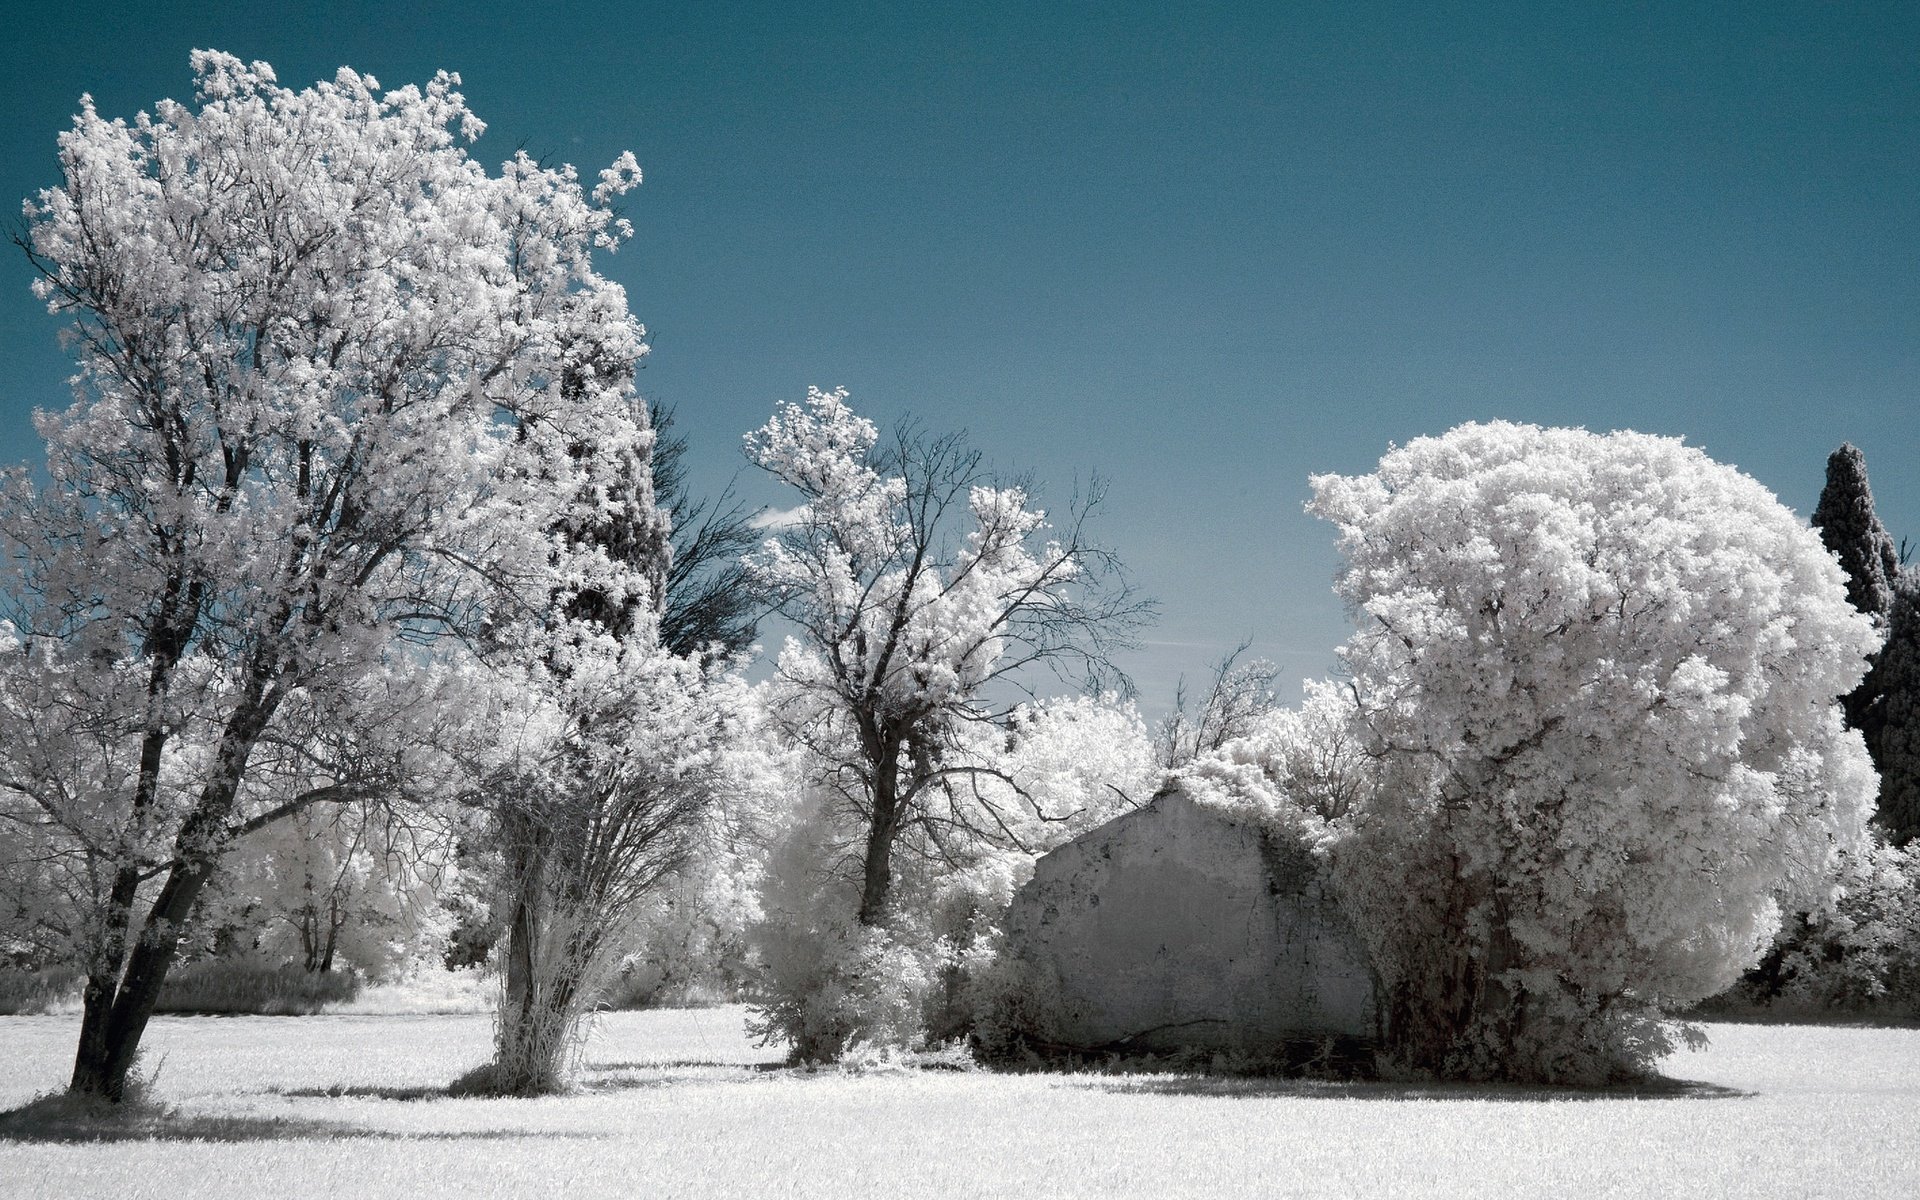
left=2, top=1010, right=1916, bottom=1199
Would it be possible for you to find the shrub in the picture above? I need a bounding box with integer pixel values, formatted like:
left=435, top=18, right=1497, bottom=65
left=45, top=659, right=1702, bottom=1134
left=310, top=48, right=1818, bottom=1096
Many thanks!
left=745, top=782, right=1045, bottom=1061
left=152, top=959, right=359, bottom=1015
left=1717, top=838, right=1920, bottom=1021
left=1309, top=423, right=1879, bottom=1084
left=964, top=934, right=1069, bottom=1063
left=749, top=918, right=942, bottom=1063
left=0, top=965, right=82, bottom=1015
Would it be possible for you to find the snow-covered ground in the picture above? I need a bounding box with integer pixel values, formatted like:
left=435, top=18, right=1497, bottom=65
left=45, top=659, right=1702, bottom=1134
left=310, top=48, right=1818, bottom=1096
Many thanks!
left=2, top=1007, right=1914, bottom=1198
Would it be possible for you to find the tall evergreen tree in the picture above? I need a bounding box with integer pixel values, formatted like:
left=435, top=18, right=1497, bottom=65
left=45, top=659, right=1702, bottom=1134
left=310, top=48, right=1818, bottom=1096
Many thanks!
left=1810, top=442, right=1918, bottom=844
left=647, top=400, right=763, bottom=657
left=1866, top=576, right=1920, bottom=844
left=1814, top=444, right=1902, bottom=619
left=1812, top=443, right=1902, bottom=733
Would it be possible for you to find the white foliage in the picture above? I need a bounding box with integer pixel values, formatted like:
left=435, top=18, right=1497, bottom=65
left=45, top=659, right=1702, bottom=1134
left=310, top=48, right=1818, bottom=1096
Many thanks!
left=3, top=50, right=655, bottom=1096
left=746, top=388, right=1083, bottom=723
left=750, top=693, right=1154, bottom=1060
left=1306, top=421, right=1881, bottom=1082
left=615, top=686, right=803, bottom=1006
left=1179, top=679, right=1375, bottom=856
left=739, top=388, right=1144, bottom=1059
left=201, top=803, right=459, bottom=980
left=1767, top=838, right=1920, bottom=1012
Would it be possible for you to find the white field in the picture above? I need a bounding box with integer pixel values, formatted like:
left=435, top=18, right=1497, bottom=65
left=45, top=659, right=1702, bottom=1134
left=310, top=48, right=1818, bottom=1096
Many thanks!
left=1, top=1008, right=1915, bottom=1199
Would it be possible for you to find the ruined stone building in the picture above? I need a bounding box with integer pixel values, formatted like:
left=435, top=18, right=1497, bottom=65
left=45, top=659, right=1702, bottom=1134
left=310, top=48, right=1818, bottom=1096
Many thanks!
left=1004, top=785, right=1378, bottom=1056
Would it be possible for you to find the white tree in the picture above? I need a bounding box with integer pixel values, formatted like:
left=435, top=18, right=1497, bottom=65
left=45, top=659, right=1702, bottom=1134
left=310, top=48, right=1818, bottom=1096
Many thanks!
left=745, top=388, right=1149, bottom=926
left=4, top=51, right=647, bottom=1101
left=450, top=296, right=763, bottom=1093
left=742, top=388, right=1151, bottom=1058
left=1306, top=421, right=1880, bottom=1083
left=1154, top=641, right=1283, bottom=769
left=197, top=799, right=459, bottom=979
left=1178, top=678, right=1378, bottom=847
left=475, top=637, right=746, bottom=1094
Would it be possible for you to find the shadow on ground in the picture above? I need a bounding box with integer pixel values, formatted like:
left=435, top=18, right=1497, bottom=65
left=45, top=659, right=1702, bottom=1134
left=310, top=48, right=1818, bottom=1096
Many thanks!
left=1071, top=1073, right=1749, bottom=1102
left=278, top=1083, right=454, bottom=1101
left=577, top=1059, right=783, bottom=1092
left=253, top=1059, right=780, bottom=1104
left=587, top=1059, right=781, bottom=1072
left=0, top=1093, right=615, bottom=1143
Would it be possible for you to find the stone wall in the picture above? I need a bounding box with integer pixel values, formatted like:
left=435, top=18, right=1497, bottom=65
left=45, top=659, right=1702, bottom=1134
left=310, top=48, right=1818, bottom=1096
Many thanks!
left=1004, top=786, right=1378, bottom=1055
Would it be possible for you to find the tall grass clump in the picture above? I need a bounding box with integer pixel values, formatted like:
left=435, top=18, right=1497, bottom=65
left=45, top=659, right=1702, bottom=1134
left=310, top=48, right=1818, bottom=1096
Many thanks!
left=0, top=966, right=82, bottom=1015
left=153, top=959, right=358, bottom=1015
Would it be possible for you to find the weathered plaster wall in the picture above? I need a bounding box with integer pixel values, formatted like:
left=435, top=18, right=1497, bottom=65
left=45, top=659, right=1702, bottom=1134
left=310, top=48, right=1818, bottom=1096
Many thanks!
left=1005, top=787, right=1377, bottom=1053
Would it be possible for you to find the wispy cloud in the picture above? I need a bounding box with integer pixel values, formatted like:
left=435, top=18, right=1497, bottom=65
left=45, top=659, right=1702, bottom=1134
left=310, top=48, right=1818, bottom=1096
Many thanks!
left=749, top=504, right=809, bottom=531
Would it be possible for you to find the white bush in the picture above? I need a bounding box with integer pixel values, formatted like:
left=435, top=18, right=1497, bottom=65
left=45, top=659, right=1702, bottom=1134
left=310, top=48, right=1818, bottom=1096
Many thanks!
left=1750, top=838, right=1920, bottom=1016
left=1303, top=422, right=1880, bottom=1083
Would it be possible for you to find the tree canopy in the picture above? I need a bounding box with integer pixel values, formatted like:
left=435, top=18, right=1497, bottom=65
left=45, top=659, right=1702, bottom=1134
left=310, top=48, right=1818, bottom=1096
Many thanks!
left=4, top=50, right=651, bottom=1100
left=1305, top=421, right=1880, bottom=1082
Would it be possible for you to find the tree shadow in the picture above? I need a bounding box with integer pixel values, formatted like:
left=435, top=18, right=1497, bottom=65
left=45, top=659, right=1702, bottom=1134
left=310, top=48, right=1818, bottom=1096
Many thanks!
left=277, top=1084, right=451, bottom=1101
left=584, top=1059, right=785, bottom=1073
left=576, top=1059, right=785, bottom=1092
left=0, top=1093, right=613, bottom=1143
left=1071, top=1073, right=1750, bottom=1102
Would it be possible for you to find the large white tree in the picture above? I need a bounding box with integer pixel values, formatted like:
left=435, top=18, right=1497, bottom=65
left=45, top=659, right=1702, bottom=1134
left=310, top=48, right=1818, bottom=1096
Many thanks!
left=742, top=388, right=1152, bottom=1058
left=3, top=51, right=648, bottom=1101
left=1306, top=421, right=1880, bottom=1083
left=745, top=387, right=1149, bottom=929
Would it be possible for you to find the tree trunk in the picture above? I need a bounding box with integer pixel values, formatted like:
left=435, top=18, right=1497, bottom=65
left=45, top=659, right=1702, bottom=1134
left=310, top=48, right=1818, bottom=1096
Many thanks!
left=68, top=855, right=145, bottom=1096
left=491, top=825, right=605, bottom=1095
left=492, top=808, right=574, bottom=1094
left=1382, top=857, right=1493, bottom=1078
left=857, top=744, right=903, bottom=927
left=68, top=678, right=279, bottom=1102
left=503, top=810, right=544, bottom=1043
left=1469, top=897, right=1527, bottom=1072
left=319, top=884, right=344, bottom=974
left=69, top=859, right=216, bottom=1100
left=69, top=970, right=122, bottom=1098
left=72, top=655, right=185, bottom=1097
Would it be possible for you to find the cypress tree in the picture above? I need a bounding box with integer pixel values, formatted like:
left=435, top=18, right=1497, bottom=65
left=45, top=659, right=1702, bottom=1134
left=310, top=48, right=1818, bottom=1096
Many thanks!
left=1868, top=576, right=1920, bottom=844
left=1814, top=443, right=1901, bottom=621
left=1812, top=444, right=1902, bottom=733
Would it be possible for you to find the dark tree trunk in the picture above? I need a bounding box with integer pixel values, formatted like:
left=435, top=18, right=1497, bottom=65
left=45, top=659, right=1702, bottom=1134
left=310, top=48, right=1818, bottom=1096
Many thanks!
left=70, top=971, right=121, bottom=1098
left=299, top=907, right=320, bottom=973
left=503, top=810, right=545, bottom=1043
left=71, top=655, right=187, bottom=1097
left=68, top=680, right=279, bottom=1102
left=318, top=885, right=344, bottom=974
left=70, top=858, right=217, bottom=1099
left=857, top=741, right=903, bottom=927
left=1469, top=898, right=1526, bottom=1067
left=69, top=856, right=146, bottom=1096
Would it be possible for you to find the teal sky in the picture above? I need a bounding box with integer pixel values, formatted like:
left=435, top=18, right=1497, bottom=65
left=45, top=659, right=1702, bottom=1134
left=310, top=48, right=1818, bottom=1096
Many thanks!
left=3, top=1, right=1915, bottom=713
